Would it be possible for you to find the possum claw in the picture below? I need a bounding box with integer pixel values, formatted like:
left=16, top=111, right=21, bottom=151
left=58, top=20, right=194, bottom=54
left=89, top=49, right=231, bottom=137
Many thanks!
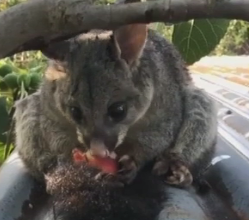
left=153, top=154, right=193, bottom=188
left=94, top=171, right=124, bottom=187
left=117, top=155, right=138, bottom=184
left=165, top=161, right=193, bottom=187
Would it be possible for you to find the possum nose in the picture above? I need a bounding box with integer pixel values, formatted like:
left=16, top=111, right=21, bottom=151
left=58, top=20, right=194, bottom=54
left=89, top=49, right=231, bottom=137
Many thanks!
left=89, top=139, right=109, bottom=158
left=87, top=126, right=118, bottom=154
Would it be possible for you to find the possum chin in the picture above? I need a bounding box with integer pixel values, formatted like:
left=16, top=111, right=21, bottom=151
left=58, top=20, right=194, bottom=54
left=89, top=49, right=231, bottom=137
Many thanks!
left=45, top=161, right=167, bottom=220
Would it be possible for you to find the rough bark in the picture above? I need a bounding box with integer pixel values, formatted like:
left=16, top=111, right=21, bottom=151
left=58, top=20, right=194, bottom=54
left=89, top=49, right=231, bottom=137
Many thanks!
left=0, top=0, right=248, bottom=58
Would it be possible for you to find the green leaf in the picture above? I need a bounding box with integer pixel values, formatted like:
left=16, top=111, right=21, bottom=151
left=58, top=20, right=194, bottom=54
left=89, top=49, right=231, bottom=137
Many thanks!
left=0, top=97, right=10, bottom=143
left=172, top=19, right=230, bottom=65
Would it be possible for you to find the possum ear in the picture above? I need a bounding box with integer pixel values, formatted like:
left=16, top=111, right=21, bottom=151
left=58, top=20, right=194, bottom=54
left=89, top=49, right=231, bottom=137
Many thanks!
left=41, top=40, right=72, bottom=61
left=113, top=23, right=148, bottom=66
left=112, top=0, right=147, bottom=65
left=41, top=41, right=72, bottom=81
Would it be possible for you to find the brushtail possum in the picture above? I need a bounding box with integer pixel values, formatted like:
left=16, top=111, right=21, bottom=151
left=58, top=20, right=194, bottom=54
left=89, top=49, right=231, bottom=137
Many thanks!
left=14, top=22, right=217, bottom=187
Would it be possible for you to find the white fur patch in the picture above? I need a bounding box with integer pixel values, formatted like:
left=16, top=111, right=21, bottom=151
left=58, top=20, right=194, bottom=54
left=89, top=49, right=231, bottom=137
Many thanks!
left=115, top=128, right=128, bottom=149
left=76, top=128, right=85, bottom=144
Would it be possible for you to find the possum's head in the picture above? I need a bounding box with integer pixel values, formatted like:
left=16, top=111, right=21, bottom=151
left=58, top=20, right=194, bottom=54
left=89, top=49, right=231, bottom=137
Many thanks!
left=41, top=24, right=153, bottom=156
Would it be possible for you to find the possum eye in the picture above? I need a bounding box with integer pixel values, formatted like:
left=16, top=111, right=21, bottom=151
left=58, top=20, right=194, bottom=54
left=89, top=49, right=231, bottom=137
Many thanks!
left=69, top=106, right=82, bottom=122
left=107, top=102, right=127, bottom=122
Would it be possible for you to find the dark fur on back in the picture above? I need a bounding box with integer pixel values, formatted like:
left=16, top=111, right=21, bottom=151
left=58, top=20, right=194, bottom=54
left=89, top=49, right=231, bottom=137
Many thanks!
left=45, top=162, right=166, bottom=220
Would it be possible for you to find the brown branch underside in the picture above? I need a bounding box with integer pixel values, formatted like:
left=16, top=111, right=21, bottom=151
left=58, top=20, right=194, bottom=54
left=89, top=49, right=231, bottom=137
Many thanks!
left=0, top=0, right=248, bottom=59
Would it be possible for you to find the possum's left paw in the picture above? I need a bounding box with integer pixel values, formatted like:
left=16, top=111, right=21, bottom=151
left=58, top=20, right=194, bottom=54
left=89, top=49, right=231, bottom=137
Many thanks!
left=152, top=153, right=193, bottom=188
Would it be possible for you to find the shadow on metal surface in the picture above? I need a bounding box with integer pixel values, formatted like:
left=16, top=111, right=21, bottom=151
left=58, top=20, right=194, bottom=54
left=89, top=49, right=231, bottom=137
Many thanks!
left=204, top=137, right=249, bottom=220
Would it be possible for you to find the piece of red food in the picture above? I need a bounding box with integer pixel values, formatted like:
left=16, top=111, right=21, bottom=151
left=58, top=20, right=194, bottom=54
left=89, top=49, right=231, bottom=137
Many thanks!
left=72, top=148, right=87, bottom=162
left=72, top=148, right=118, bottom=174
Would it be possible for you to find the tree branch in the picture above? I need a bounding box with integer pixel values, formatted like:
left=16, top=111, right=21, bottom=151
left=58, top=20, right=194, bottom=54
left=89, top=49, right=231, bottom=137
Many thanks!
left=0, top=0, right=248, bottom=59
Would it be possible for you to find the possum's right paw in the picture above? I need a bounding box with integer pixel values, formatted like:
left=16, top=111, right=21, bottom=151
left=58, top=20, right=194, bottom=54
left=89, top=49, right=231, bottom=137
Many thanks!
left=152, top=154, right=193, bottom=188
left=94, top=155, right=138, bottom=187
left=117, top=154, right=138, bottom=184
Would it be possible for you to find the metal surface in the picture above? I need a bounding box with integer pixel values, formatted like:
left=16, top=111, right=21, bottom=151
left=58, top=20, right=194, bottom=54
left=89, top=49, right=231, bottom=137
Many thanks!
left=0, top=151, right=35, bottom=220
left=193, top=73, right=249, bottom=97
left=205, top=136, right=249, bottom=220
left=158, top=188, right=209, bottom=220
left=194, top=74, right=249, bottom=142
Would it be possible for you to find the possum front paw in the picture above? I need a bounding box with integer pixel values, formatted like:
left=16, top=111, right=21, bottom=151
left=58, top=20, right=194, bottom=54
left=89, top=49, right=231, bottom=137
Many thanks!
left=117, top=155, right=138, bottom=184
left=152, top=153, right=193, bottom=188
left=94, top=172, right=125, bottom=188
left=95, top=155, right=138, bottom=186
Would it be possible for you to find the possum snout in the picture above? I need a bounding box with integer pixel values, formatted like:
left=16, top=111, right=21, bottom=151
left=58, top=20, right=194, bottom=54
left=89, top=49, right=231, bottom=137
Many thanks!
left=78, top=126, right=120, bottom=157
left=77, top=124, right=128, bottom=158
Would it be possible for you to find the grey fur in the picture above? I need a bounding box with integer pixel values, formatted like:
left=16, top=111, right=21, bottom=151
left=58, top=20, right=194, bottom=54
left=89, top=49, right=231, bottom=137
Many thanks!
left=14, top=27, right=217, bottom=184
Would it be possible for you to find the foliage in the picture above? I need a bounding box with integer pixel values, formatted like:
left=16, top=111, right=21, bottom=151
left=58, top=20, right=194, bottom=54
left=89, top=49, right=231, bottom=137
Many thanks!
left=213, top=20, right=249, bottom=55
left=97, top=0, right=115, bottom=4
left=0, top=59, right=45, bottom=164
left=151, top=19, right=231, bottom=65
left=0, top=0, right=47, bottom=164
left=0, top=0, right=24, bottom=10
left=172, top=19, right=230, bottom=65
left=0, top=0, right=249, bottom=164
left=150, top=23, right=173, bottom=41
